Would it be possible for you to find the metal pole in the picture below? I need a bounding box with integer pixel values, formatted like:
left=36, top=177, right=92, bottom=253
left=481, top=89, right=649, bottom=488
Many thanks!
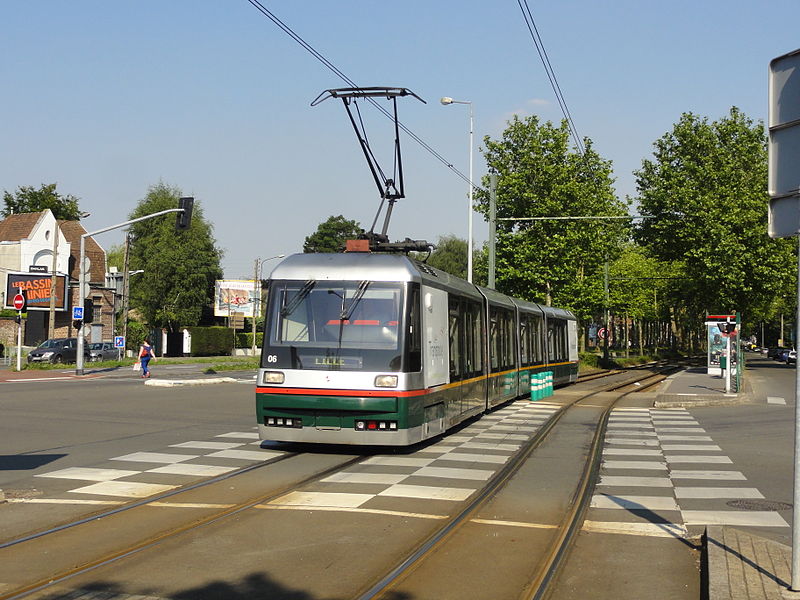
left=792, top=234, right=800, bottom=590
left=121, top=232, right=131, bottom=358
left=467, top=102, right=474, bottom=284
left=603, top=260, right=609, bottom=362
left=75, top=208, right=184, bottom=376
left=252, top=258, right=259, bottom=357
left=48, top=221, right=58, bottom=340
left=488, top=173, right=497, bottom=289
left=725, top=331, right=731, bottom=394
left=16, top=310, right=22, bottom=371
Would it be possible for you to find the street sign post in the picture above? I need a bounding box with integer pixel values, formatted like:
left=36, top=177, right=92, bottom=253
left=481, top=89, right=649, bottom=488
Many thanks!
left=13, top=293, right=24, bottom=371
left=114, top=336, right=125, bottom=348
left=72, top=306, right=84, bottom=321
left=769, top=47, right=800, bottom=592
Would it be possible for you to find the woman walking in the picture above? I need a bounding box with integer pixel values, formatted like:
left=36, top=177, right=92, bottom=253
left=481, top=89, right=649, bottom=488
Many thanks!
left=139, top=339, right=155, bottom=378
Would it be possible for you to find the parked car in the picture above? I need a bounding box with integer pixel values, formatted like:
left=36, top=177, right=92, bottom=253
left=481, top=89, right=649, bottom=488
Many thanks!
left=27, top=338, right=85, bottom=364
left=769, top=347, right=788, bottom=359
left=777, top=349, right=791, bottom=362
left=88, top=342, right=118, bottom=362
left=788, top=350, right=797, bottom=366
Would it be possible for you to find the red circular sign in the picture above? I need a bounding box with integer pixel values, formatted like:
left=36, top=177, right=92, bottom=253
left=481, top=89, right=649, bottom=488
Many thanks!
left=13, top=294, right=24, bottom=311
left=597, top=327, right=608, bottom=340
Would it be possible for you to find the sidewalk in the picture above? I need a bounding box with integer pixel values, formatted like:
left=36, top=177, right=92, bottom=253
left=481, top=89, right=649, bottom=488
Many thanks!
left=656, top=360, right=799, bottom=599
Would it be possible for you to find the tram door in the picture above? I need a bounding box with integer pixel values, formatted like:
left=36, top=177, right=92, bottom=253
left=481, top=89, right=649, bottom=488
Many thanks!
left=448, top=296, right=485, bottom=421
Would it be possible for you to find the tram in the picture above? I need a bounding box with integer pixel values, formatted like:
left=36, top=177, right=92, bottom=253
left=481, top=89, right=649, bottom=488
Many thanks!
left=255, top=252, right=578, bottom=445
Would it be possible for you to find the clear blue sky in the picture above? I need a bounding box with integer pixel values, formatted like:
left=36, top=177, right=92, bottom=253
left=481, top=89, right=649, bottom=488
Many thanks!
left=1, top=1, right=798, bottom=278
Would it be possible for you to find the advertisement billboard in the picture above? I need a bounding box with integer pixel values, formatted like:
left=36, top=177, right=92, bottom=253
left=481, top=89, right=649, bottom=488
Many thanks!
left=214, top=279, right=257, bottom=318
left=4, top=272, right=69, bottom=311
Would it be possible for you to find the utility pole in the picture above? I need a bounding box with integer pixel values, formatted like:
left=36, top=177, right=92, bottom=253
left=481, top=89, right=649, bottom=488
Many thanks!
left=488, top=173, right=497, bottom=289
left=121, top=232, right=131, bottom=356
left=47, top=221, right=59, bottom=339
left=603, top=260, right=609, bottom=362
left=252, top=258, right=259, bottom=357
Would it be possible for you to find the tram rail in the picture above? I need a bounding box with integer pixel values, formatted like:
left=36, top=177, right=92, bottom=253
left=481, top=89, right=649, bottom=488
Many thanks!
left=0, top=364, right=679, bottom=600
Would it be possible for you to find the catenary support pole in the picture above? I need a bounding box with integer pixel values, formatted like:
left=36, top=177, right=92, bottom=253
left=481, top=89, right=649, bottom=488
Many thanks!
left=48, top=222, right=58, bottom=340
left=488, top=173, right=497, bottom=289
left=252, top=258, right=259, bottom=357
left=121, top=232, right=131, bottom=359
left=793, top=235, right=800, bottom=590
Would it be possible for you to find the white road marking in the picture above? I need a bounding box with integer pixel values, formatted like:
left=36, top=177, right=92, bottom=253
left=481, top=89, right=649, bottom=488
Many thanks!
left=670, top=470, right=746, bottom=480
left=146, top=464, right=238, bottom=476
left=603, top=448, right=662, bottom=456
left=674, top=487, right=765, bottom=499
left=652, top=420, right=700, bottom=425
left=681, top=510, right=789, bottom=527
left=269, top=491, right=372, bottom=508
left=471, top=518, right=557, bottom=529
left=662, top=444, right=722, bottom=451
left=475, top=433, right=528, bottom=441
left=215, top=432, right=261, bottom=439
left=378, top=484, right=475, bottom=501
left=598, top=476, right=672, bottom=487
left=412, top=466, right=494, bottom=481
left=320, top=472, right=410, bottom=485
left=111, top=452, right=200, bottom=464
left=362, top=456, right=436, bottom=467
left=5, top=498, right=125, bottom=505
left=607, top=423, right=654, bottom=428
left=658, top=435, right=713, bottom=441
left=768, top=397, right=787, bottom=405
left=583, top=520, right=689, bottom=538
left=256, top=504, right=449, bottom=520
left=438, top=452, right=509, bottom=464
left=69, top=481, right=178, bottom=498
left=169, top=441, right=245, bottom=450
left=602, top=461, right=668, bottom=470
left=606, top=431, right=658, bottom=437
left=605, top=438, right=660, bottom=446
left=205, top=449, right=282, bottom=461
left=34, top=467, right=141, bottom=481
left=664, top=455, right=732, bottom=464
left=591, top=494, right=680, bottom=511
left=459, top=442, right=520, bottom=451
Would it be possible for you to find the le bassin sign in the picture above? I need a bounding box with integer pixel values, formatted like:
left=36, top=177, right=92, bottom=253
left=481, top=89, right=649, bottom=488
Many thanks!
left=4, top=272, right=68, bottom=311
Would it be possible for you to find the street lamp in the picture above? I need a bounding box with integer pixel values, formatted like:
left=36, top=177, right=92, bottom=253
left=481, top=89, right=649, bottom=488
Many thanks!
left=252, top=254, right=286, bottom=356
left=441, top=96, right=474, bottom=283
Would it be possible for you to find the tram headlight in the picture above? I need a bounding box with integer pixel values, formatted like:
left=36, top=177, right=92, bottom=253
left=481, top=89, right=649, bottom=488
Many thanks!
left=263, top=371, right=285, bottom=384
left=374, top=375, right=398, bottom=388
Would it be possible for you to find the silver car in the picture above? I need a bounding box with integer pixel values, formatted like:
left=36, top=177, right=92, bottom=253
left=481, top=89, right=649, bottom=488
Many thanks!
left=88, top=342, right=119, bottom=362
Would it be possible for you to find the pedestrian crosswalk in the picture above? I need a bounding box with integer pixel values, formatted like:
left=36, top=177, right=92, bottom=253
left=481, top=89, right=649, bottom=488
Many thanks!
left=584, top=407, right=789, bottom=537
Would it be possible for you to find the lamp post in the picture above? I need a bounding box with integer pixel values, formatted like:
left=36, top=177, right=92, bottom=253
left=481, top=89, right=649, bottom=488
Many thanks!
left=252, top=254, right=285, bottom=356
left=440, top=96, right=474, bottom=283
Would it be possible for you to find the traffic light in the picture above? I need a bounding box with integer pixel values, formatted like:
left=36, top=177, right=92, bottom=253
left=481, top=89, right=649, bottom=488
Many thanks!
left=84, top=299, right=94, bottom=324
left=176, top=196, right=194, bottom=231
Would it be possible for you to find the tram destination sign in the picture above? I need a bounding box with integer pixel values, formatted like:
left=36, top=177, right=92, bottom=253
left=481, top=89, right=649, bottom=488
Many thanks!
left=769, top=48, right=800, bottom=238
left=4, top=272, right=68, bottom=311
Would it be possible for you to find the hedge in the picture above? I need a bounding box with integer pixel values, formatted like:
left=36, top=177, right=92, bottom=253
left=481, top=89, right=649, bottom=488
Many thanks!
left=234, top=332, right=263, bottom=348
left=186, top=326, right=235, bottom=356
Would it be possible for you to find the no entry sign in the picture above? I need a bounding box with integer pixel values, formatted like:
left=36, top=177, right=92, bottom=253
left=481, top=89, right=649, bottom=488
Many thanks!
left=13, top=294, right=25, bottom=311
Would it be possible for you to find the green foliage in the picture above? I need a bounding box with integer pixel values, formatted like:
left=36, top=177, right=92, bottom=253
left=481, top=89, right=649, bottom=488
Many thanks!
left=475, top=115, right=629, bottom=320
left=2, top=183, right=83, bottom=220
left=607, top=245, right=679, bottom=320
left=634, top=107, right=796, bottom=322
left=126, top=320, right=148, bottom=350
left=128, top=182, right=223, bottom=332
left=303, top=215, right=363, bottom=253
left=234, top=332, right=262, bottom=348
left=186, top=326, right=234, bottom=356
left=106, top=243, right=125, bottom=271
left=413, top=234, right=469, bottom=279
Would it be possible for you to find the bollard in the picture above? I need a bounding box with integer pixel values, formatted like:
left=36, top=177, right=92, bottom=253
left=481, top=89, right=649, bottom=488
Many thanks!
left=531, top=372, right=542, bottom=401
left=546, top=371, right=553, bottom=397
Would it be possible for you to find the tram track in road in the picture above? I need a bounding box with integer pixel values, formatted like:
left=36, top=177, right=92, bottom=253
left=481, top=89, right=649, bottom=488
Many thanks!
left=357, top=364, right=680, bottom=600
left=0, top=450, right=366, bottom=600
left=0, top=365, right=678, bottom=600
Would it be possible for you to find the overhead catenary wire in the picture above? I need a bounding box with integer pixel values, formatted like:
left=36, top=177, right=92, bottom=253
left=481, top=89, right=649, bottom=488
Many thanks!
left=245, top=0, right=481, bottom=192
left=516, top=0, right=586, bottom=156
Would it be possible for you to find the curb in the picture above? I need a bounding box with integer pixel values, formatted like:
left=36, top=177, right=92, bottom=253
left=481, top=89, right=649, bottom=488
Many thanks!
left=654, top=394, right=754, bottom=408
left=144, top=377, right=238, bottom=387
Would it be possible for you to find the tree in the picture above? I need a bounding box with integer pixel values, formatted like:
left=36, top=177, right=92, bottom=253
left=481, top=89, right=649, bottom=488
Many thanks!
left=423, top=234, right=469, bottom=279
left=303, top=215, right=363, bottom=253
left=475, top=115, right=629, bottom=321
left=2, top=183, right=83, bottom=220
left=634, top=107, right=796, bottom=323
left=128, top=182, right=223, bottom=332
left=106, top=243, right=125, bottom=271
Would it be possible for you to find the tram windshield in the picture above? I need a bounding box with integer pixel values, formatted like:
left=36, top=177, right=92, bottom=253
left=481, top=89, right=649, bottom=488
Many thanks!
left=265, top=280, right=407, bottom=371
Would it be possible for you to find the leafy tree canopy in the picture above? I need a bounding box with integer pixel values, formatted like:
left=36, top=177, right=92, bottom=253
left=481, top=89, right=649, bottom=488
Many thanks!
left=106, top=243, right=125, bottom=271
left=128, top=182, right=223, bottom=332
left=633, top=107, right=796, bottom=320
left=2, top=183, right=83, bottom=220
left=303, top=215, right=363, bottom=253
left=422, top=234, right=469, bottom=279
left=475, top=115, right=629, bottom=320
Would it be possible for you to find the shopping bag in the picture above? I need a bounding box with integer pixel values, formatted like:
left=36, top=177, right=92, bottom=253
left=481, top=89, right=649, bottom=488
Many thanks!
left=133, top=361, right=141, bottom=372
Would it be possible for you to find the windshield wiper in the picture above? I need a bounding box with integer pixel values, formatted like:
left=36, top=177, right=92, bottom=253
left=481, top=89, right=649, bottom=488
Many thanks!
left=341, top=280, right=370, bottom=321
left=280, top=280, right=316, bottom=317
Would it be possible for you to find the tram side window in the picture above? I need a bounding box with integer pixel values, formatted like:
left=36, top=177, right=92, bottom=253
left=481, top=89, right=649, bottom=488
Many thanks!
left=449, top=297, right=463, bottom=380
left=489, top=309, right=500, bottom=372
left=462, top=299, right=483, bottom=378
left=520, top=317, right=529, bottom=366
left=506, top=310, right=516, bottom=369
left=532, top=314, right=543, bottom=363
left=472, top=302, right=484, bottom=376
left=407, top=285, right=421, bottom=371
